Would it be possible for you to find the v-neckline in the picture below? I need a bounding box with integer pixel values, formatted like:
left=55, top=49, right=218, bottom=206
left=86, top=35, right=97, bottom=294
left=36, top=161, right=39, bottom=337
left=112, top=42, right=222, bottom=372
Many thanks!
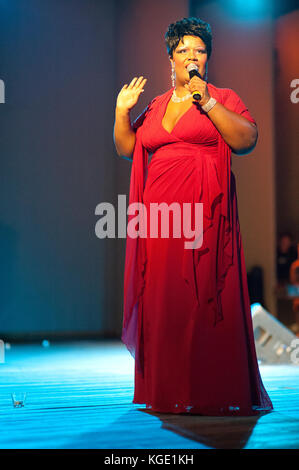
left=161, top=89, right=194, bottom=135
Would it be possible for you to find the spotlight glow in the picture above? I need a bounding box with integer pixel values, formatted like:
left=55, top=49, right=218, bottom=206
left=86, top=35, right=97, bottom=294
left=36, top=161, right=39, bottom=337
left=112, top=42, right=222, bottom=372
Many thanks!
left=251, top=302, right=262, bottom=315
left=225, top=0, right=273, bottom=21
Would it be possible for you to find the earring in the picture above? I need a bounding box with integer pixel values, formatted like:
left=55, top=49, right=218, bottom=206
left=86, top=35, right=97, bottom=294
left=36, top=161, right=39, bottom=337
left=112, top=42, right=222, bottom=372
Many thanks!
left=171, top=63, right=175, bottom=88
left=204, top=64, right=208, bottom=82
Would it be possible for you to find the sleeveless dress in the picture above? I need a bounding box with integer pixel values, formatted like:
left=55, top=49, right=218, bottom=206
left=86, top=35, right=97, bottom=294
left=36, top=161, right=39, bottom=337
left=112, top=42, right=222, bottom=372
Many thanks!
left=122, top=83, right=274, bottom=416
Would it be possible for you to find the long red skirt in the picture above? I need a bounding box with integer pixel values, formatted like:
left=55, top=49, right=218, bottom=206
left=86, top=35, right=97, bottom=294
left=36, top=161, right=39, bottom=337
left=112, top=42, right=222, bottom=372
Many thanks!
left=132, top=146, right=273, bottom=416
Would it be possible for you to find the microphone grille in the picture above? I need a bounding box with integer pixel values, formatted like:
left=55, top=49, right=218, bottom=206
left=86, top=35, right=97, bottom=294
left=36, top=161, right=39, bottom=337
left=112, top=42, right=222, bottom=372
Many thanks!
left=186, top=63, right=198, bottom=73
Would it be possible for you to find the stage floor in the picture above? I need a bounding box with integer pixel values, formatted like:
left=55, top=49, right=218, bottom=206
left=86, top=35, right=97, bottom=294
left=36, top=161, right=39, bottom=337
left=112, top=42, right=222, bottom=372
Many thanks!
left=0, top=340, right=298, bottom=449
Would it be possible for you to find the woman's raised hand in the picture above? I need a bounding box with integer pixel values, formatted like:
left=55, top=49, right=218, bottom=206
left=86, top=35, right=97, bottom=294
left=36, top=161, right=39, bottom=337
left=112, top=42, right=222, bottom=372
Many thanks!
left=116, top=76, right=147, bottom=112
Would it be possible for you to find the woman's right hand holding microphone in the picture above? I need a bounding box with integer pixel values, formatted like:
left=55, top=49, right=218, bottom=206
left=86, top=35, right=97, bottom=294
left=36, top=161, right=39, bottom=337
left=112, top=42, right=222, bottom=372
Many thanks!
left=116, top=76, right=147, bottom=112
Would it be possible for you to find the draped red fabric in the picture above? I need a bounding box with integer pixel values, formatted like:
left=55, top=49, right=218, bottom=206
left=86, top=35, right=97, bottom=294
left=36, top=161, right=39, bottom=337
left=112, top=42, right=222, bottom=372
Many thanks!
left=121, top=84, right=274, bottom=415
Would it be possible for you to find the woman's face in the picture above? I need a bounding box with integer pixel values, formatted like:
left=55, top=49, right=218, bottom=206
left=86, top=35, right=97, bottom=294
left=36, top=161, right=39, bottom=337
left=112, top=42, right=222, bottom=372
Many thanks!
left=170, top=35, right=208, bottom=86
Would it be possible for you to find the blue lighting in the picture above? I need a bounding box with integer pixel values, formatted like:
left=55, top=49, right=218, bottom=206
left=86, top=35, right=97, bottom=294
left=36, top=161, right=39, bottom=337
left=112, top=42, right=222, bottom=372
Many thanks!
left=224, top=0, right=273, bottom=21
left=251, top=302, right=262, bottom=315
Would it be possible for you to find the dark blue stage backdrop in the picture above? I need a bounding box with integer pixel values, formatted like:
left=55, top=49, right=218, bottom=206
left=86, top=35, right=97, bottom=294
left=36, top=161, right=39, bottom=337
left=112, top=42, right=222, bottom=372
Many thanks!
left=0, top=0, right=119, bottom=337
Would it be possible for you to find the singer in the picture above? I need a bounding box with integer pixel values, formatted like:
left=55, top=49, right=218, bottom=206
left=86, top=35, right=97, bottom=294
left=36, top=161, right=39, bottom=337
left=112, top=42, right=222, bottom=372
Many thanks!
left=113, top=17, right=273, bottom=416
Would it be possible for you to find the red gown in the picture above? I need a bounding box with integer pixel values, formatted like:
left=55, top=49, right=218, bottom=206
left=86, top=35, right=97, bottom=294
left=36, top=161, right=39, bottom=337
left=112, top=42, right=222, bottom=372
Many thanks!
left=122, top=83, right=274, bottom=416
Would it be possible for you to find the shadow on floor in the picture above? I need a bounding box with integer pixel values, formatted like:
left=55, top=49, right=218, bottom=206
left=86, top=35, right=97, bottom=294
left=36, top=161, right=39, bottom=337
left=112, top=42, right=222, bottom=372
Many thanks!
left=139, top=408, right=265, bottom=449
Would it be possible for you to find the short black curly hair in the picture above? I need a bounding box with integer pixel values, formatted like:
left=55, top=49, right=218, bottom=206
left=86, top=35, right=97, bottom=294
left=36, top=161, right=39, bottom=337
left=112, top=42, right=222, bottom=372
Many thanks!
left=165, top=17, right=212, bottom=60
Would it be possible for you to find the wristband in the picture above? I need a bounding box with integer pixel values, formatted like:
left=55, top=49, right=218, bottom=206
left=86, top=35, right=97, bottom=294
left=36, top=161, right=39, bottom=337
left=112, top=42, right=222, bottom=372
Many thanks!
left=201, top=97, right=217, bottom=113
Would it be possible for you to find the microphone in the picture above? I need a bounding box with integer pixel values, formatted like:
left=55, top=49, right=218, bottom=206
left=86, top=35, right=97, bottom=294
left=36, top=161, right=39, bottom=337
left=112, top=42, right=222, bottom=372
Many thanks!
left=186, top=63, right=202, bottom=101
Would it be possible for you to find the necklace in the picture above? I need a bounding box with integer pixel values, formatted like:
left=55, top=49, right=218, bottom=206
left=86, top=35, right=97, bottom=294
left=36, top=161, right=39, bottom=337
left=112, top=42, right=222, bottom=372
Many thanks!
left=171, top=88, right=192, bottom=103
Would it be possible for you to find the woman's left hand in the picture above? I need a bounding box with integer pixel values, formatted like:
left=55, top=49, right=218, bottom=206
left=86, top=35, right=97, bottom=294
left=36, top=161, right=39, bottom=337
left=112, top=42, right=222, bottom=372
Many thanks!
left=184, top=75, right=210, bottom=107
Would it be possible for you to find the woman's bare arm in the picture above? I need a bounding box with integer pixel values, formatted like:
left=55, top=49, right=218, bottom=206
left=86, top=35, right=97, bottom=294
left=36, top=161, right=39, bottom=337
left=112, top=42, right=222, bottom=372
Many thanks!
left=113, top=107, right=136, bottom=160
left=185, top=76, right=258, bottom=155
left=206, top=103, right=258, bottom=155
left=113, top=76, right=147, bottom=160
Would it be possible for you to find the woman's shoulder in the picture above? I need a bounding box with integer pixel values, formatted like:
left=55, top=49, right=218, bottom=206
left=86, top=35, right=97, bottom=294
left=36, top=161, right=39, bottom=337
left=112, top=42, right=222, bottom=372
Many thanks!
left=150, top=85, right=239, bottom=104
left=149, top=88, right=173, bottom=106
left=207, top=83, right=255, bottom=121
left=132, top=89, right=172, bottom=131
left=207, top=82, right=240, bottom=104
left=149, top=85, right=246, bottom=111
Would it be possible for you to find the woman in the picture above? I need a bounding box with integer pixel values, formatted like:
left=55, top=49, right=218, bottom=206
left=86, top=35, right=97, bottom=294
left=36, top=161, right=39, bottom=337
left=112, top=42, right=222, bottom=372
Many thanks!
left=113, top=17, right=273, bottom=416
